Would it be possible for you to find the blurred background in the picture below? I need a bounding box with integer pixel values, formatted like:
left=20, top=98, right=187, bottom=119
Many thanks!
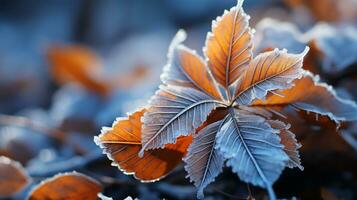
left=0, top=0, right=356, bottom=199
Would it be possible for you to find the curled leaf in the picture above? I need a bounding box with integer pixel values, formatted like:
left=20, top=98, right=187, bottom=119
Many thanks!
left=28, top=172, right=102, bottom=200
left=0, top=156, right=30, bottom=198
left=95, top=109, right=192, bottom=181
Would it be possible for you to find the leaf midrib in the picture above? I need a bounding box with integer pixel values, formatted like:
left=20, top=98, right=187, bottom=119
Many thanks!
left=141, top=100, right=227, bottom=151
left=232, top=57, right=302, bottom=104
left=228, top=108, right=270, bottom=187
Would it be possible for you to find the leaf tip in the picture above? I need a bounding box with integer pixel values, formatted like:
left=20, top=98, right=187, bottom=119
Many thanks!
left=138, top=149, right=145, bottom=158
left=236, top=0, right=245, bottom=9
left=301, top=46, right=310, bottom=57
left=169, top=30, right=187, bottom=51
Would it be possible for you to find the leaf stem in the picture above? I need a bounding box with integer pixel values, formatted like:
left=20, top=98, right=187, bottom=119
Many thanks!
left=266, top=184, right=277, bottom=200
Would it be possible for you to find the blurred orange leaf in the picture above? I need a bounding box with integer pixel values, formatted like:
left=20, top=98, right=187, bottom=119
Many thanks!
left=47, top=45, right=109, bottom=95
left=0, top=156, right=30, bottom=198
left=28, top=172, right=102, bottom=200
left=285, top=0, right=357, bottom=22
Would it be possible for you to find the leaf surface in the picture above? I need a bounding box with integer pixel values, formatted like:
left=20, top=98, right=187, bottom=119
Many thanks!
left=184, top=120, right=225, bottom=199
left=95, top=109, right=192, bottom=181
left=162, top=30, right=222, bottom=99
left=47, top=45, right=109, bottom=95
left=204, top=0, right=253, bottom=95
left=234, top=47, right=309, bottom=105
left=140, top=85, right=224, bottom=154
left=0, top=156, right=30, bottom=198
left=216, top=109, right=288, bottom=199
left=28, top=172, right=102, bottom=200
left=254, top=71, right=357, bottom=122
left=268, top=120, right=303, bottom=170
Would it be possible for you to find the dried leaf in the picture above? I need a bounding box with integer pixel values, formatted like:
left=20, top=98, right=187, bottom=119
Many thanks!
left=255, top=20, right=357, bottom=77
left=268, top=120, right=303, bottom=170
left=95, top=0, right=357, bottom=199
left=184, top=120, right=225, bottom=199
left=234, top=47, right=309, bottom=105
left=140, top=85, right=224, bottom=154
left=263, top=106, right=353, bottom=153
left=0, top=156, right=30, bottom=198
left=204, top=1, right=253, bottom=95
left=95, top=109, right=192, bottom=181
left=254, top=18, right=306, bottom=55
left=216, top=109, right=288, bottom=199
left=47, top=45, right=109, bottom=95
left=284, top=0, right=357, bottom=22
left=162, top=30, right=222, bottom=100
left=306, top=24, right=357, bottom=76
left=28, top=172, right=102, bottom=200
left=254, top=71, right=357, bottom=123
left=254, top=18, right=320, bottom=75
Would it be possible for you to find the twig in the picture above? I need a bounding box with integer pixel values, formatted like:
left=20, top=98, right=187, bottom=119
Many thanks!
left=0, top=114, right=65, bottom=140
left=0, top=114, right=87, bottom=155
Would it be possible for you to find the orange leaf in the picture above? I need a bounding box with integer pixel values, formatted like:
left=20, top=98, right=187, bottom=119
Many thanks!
left=162, top=30, right=222, bottom=100
left=284, top=0, right=357, bottom=22
left=204, top=2, right=253, bottom=96
left=234, top=47, right=309, bottom=105
left=253, top=71, right=357, bottom=122
left=28, top=172, right=102, bottom=200
left=0, top=156, right=30, bottom=198
left=95, top=109, right=192, bottom=181
left=47, top=45, right=109, bottom=96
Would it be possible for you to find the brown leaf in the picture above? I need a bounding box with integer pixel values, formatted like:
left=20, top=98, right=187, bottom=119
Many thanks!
left=284, top=0, right=357, bottom=22
left=47, top=45, right=110, bottom=95
left=204, top=2, right=253, bottom=95
left=95, top=109, right=192, bottom=181
left=254, top=71, right=357, bottom=123
left=28, top=172, right=102, bottom=200
left=0, top=156, right=30, bottom=198
left=266, top=107, right=353, bottom=153
left=268, top=120, right=303, bottom=170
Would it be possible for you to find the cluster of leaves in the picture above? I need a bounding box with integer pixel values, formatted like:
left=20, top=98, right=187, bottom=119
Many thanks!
left=1, top=0, right=357, bottom=199
left=95, top=0, right=357, bottom=199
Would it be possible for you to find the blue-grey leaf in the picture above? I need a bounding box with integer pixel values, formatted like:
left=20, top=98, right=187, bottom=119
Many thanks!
left=140, top=85, right=225, bottom=155
left=305, top=24, right=357, bottom=75
left=254, top=18, right=306, bottom=55
left=184, top=120, right=226, bottom=199
left=215, top=108, right=288, bottom=200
